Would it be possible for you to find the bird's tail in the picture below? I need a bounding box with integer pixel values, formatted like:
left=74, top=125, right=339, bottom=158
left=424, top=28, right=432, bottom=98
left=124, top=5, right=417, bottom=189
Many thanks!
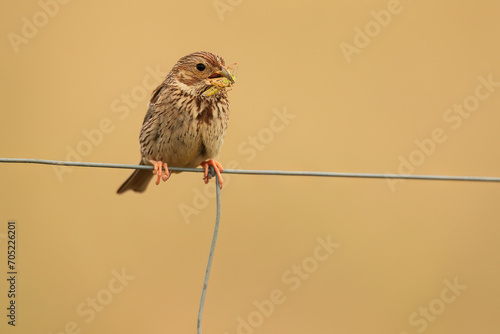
left=116, top=161, right=154, bottom=194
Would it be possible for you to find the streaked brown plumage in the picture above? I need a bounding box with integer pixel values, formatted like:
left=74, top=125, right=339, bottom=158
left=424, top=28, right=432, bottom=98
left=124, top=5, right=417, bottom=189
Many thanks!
left=117, top=51, right=234, bottom=194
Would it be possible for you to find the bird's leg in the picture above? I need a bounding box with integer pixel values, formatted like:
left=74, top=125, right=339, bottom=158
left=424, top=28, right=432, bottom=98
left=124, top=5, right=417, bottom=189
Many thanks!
left=149, top=160, right=170, bottom=185
left=200, top=160, right=224, bottom=189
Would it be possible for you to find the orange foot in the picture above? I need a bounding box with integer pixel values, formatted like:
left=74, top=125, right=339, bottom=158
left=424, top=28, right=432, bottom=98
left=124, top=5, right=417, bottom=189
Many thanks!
left=200, top=160, right=224, bottom=189
left=149, top=160, right=170, bottom=185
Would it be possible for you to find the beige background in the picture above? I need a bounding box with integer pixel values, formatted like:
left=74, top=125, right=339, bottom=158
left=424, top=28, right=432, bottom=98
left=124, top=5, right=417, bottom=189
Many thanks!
left=1, top=1, right=500, bottom=333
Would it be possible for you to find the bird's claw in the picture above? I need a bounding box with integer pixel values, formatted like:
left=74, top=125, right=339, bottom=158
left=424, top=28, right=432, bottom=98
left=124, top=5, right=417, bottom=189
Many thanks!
left=150, top=160, right=170, bottom=185
left=200, top=160, right=224, bottom=188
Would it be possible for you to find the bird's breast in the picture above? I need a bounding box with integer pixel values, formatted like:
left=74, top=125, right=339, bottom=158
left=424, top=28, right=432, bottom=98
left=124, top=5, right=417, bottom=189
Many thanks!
left=153, top=94, right=229, bottom=168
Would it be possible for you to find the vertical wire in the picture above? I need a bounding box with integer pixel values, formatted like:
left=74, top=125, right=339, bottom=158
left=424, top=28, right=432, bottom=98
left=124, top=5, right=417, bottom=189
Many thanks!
left=197, top=168, right=222, bottom=334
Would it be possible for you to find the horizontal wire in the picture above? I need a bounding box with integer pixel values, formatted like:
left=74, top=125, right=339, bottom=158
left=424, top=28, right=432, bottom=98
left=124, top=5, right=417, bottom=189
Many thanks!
left=1, top=158, right=500, bottom=183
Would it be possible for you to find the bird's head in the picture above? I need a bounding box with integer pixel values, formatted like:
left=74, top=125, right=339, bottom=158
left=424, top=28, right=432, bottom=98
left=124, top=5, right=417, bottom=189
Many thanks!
left=170, top=51, right=235, bottom=97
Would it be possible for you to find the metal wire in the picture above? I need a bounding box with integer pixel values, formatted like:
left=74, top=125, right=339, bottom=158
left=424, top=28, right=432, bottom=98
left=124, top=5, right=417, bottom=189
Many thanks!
left=197, top=167, right=221, bottom=334
left=3, top=156, right=500, bottom=332
left=1, top=158, right=500, bottom=183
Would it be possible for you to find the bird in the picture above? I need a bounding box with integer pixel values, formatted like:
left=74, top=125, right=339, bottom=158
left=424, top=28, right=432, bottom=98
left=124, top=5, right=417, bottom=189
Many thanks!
left=117, top=51, right=235, bottom=194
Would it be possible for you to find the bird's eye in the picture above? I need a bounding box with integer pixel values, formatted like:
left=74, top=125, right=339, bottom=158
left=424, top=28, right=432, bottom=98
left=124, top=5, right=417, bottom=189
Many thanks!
left=196, top=63, right=206, bottom=71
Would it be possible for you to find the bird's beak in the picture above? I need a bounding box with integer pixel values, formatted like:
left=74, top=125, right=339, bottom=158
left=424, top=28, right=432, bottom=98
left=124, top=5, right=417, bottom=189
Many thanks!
left=215, top=66, right=235, bottom=84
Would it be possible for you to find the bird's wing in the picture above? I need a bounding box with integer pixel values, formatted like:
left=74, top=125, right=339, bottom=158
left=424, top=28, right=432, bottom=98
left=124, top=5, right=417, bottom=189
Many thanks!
left=139, top=84, right=170, bottom=159
left=142, top=83, right=168, bottom=124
